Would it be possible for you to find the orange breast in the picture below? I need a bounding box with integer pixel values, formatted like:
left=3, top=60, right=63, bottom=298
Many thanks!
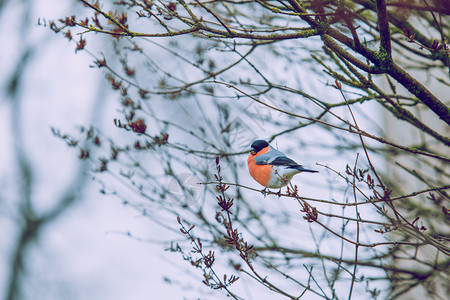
left=248, top=153, right=272, bottom=187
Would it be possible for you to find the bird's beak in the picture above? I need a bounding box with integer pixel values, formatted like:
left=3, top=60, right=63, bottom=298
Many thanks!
left=250, top=148, right=256, bottom=155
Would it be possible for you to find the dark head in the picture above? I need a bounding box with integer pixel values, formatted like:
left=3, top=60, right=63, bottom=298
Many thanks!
left=250, top=140, right=269, bottom=155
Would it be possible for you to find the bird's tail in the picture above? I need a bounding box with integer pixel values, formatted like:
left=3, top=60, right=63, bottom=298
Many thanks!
left=289, top=165, right=318, bottom=173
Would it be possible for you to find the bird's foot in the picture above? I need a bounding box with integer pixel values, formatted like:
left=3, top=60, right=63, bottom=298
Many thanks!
left=260, top=188, right=269, bottom=198
left=276, top=188, right=282, bottom=198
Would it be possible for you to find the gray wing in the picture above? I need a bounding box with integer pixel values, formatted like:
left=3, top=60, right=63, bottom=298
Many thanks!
left=255, top=146, right=318, bottom=172
left=269, top=156, right=299, bottom=166
left=254, top=147, right=292, bottom=165
left=256, top=153, right=318, bottom=172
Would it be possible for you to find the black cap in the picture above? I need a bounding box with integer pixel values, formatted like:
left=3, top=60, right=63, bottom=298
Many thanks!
left=250, top=140, right=269, bottom=153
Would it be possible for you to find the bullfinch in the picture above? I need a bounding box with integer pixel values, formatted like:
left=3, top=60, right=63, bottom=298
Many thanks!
left=247, top=140, right=318, bottom=192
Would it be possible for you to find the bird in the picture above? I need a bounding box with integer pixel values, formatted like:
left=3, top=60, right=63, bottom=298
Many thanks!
left=247, top=140, right=318, bottom=194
